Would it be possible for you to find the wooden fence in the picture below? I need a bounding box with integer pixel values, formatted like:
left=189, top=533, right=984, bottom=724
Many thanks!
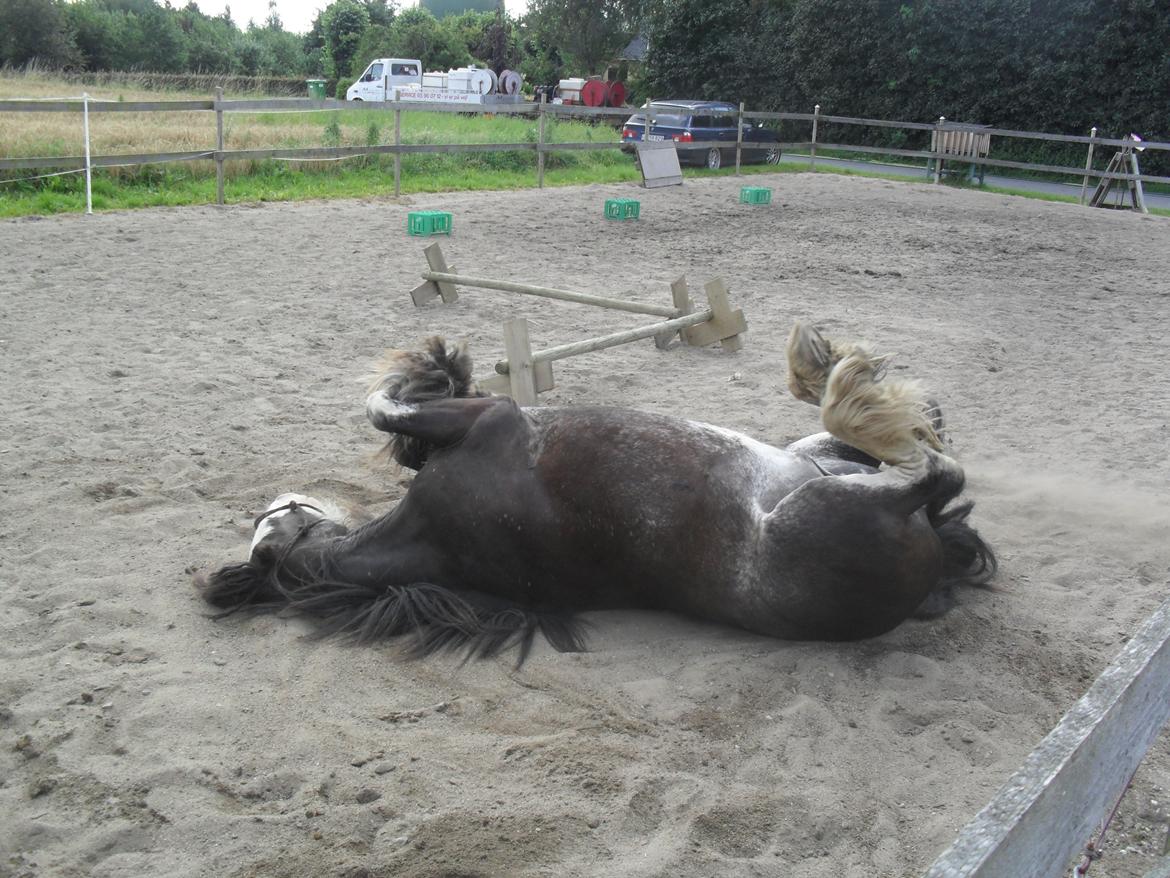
left=2, top=94, right=1168, bottom=213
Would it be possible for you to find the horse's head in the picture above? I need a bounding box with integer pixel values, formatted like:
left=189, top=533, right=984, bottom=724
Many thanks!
left=250, top=493, right=349, bottom=559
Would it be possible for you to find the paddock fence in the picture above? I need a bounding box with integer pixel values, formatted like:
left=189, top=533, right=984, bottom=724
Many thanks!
left=2, top=93, right=1168, bottom=213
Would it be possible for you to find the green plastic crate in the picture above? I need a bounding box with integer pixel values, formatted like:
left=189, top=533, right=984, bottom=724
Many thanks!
left=604, top=198, right=641, bottom=220
left=408, top=211, right=453, bottom=236
left=739, top=187, right=772, bottom=205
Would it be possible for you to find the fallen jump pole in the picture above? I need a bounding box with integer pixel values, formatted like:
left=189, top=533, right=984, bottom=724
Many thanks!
left=496, top=310, right=716, bottom=373
left=478, top=276, right=746, bottom=404
left=410, top=242, right=679, bottom=318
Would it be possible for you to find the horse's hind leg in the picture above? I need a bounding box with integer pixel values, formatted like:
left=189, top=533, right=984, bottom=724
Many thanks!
left=367, top=393, right=515, bottom=470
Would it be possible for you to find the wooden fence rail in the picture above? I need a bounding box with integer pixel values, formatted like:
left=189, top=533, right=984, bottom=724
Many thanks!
left=2, top=95, right=1167, bottom=206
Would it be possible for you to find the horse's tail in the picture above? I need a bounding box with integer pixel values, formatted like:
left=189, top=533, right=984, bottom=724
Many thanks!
left=195, top=553, right=586, bottom=665
left=366, top=336, right=487, bottom=470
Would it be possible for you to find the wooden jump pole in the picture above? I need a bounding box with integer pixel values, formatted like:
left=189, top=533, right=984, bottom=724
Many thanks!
left=481, top=277, right=747, bottom=400
left=925, top=595, right=1170, bottom=878
left=412, top=243, right=679, bottom=317
left=498, top=309, right=716, bottom=373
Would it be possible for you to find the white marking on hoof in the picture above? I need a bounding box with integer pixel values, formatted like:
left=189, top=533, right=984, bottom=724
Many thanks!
left=366, top=391, right=418, bottom=424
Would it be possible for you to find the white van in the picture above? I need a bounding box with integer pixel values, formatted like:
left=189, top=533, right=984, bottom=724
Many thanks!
left=346, top=59, right=423, bottom=101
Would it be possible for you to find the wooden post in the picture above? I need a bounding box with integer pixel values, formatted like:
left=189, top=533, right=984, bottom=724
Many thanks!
left=932, top=115, right=946, bottom=184
left=502, top=318, right=538, bottom=405
left=214, top=87, right=224, bottom=206
left=1079, top=127, right=1097, bottom=205
left=735, top=101, right=744, bottom=174
left=537, top=94, right=546, bottom=189
left=393, top=89, right=402, bottom=197
left=1127, top=146, right=1149, bottom=214
left=810, top=104, right=820, bottom=170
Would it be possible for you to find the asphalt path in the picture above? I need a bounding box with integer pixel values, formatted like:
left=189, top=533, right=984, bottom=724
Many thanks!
left=785, top=153, right=1170, bottom=211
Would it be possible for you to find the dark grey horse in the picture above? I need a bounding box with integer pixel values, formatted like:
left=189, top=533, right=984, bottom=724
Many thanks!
left=198, top=324, right=994, bottom=663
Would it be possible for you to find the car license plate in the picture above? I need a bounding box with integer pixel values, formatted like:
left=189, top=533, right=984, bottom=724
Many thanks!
left=647, top=134, right=665, bottom=141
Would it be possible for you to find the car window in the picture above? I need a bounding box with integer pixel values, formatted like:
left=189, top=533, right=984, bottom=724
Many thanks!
left=366, top=63, right=383, bottom=80
left=391, top=63, right=417, bottom=76
left=650, top=114, right=688, bottom=127
left=713, top=115, right=736, bottom=128
left=690, top=116, right=712, bottom=128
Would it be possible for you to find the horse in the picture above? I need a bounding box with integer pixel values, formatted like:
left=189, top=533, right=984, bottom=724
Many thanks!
left=196, top=322, right=995, bottom=664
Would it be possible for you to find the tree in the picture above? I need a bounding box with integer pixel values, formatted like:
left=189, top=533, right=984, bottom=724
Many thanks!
left=321, top=0, right=370, bottom=82
left=520, top=0, right=632, bottom=77
left=0, top=0, right=78, bottom=68
left=377, top=7, right=471, bottom=75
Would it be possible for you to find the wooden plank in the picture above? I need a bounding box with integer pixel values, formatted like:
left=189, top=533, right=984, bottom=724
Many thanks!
left=925, top=597, right=1170, bottom=878
left=524, top=311, right=714, bottom=366
left=0, top=99, right=212, bottom=112
left=501, top=318, right=538, bottom=406
left=419, top=271, right=680, bottom=317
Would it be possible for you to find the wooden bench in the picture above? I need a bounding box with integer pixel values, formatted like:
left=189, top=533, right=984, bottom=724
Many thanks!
left=930, top=124, right=992, bottom=185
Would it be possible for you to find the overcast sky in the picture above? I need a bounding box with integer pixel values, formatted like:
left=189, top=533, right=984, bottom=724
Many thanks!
left=217, top=0, right=528, bottom=36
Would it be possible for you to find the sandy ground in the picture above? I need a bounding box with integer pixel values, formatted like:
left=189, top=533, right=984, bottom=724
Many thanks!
left=2, top=173, right=1169, bottom=878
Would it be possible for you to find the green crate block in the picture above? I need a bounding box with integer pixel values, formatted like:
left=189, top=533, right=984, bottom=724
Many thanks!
left=408, top=211, right=453, bottom=236
left=604, top=198, right=641, bottom=220
left=739, top=187, right=772, bottom=205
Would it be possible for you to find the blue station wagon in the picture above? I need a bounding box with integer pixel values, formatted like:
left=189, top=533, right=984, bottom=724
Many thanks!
left=621, top=100, right=782, bottom=170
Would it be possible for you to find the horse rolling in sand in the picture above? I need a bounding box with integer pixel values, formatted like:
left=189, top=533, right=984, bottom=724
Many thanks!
left=198, top=322, right=995, bottom=663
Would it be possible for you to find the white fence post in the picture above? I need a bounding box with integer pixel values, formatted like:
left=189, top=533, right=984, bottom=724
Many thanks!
left=932, top=116, right=946, bottom=184
left=810, top=104, right=820, bottom=170
left=394, top=89, right=402, bottom=197
left=1079, top=126, right=1098, bottom=205
left=82, top=92, right=92, bottom=215
left=214, top=87, right=224, bottom=206
left=537, top=94, right=546, bottom=189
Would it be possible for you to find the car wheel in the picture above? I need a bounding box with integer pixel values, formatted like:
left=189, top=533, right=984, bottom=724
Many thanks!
left=763, top=147, right=781, bottom=165
left=705, top=148, right=722, bottom=170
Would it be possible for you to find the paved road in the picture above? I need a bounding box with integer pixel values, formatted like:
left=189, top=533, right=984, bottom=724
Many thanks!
left=784, top=153, right=1170, bottom=211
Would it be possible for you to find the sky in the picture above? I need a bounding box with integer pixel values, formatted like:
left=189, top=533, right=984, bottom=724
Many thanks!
left=217, top=0, right=528, bottom=35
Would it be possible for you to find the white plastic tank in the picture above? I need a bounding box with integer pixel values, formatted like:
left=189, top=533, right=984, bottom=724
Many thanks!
left=447, top=68, right=472, bottom=92
left=558, top=77, right=586, bottom=102
left=422, top=72, right=447, bottom=89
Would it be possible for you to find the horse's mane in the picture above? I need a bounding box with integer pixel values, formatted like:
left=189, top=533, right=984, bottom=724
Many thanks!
left=197, top=534, right=588, bottom=666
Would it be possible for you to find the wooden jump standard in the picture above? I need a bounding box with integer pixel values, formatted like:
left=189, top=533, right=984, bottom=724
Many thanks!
left=409, top=243, right=748, bottom=404
left=925, top=595, right=1170, bottom=877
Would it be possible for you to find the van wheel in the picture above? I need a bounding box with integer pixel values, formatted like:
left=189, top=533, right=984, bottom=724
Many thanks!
left=705, top=148, right=722, bottom=170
